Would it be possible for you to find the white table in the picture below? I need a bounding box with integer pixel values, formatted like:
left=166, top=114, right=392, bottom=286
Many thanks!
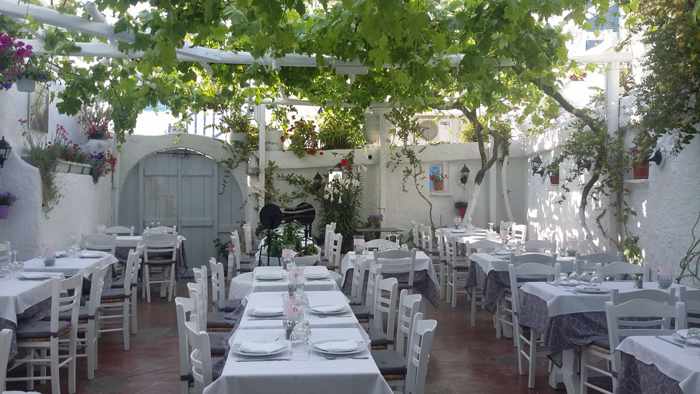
left=238, top=291, right=358, bottom=330
left=22, top=252, right=118, bottom=276
left=617, top=336, right=700, bottom=394
left=204, top=325, right=391, bottom=394
left=341, top=250, right=434, bottom=284
left=228, top=268, right=341, bottom=301
left=0, top=276, right=57, bottom=324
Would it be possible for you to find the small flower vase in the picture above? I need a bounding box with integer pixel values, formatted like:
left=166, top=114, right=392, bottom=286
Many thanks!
left=16, top=78, right=36, bottom=93
left=657, top=274, right=673, bottom=290
left=0, top=205, right=9, bottom=219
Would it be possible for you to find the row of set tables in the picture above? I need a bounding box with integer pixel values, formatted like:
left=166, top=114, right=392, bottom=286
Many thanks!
left=205, top=266, right=393, bottom=394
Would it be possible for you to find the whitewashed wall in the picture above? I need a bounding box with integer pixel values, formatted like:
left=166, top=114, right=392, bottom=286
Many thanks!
left=0, top=86, right=113, bottom=259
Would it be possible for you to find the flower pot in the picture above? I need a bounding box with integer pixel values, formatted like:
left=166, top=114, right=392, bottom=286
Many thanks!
left=632, top=163, right=649, bottom=179
left=0, top=205, right=9, bottom=219
left=457, top=206, right=467, bottom=218
left=549, top=175, right=560, bottom=185
left=16, top=78, right=36, bottom=93
left=294, top=254, right=320, bottom=267
left=55, top=159, right=92, bottom=175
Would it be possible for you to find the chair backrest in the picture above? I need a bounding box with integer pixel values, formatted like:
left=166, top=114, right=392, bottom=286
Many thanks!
left=184, top=319, right=214, bottom=387
left=375, top=248, right=417, bottom=289
left=0, top=241, right=10, bottom=266
left=365, top=239, right=399, bottom=252
left=419, top=225, right=433, bottom=252
left=410, top=222, right=420, bottom=248
left=435, top=230, right=446, bottom=262
left=508, top=263, right=556, bottom=316
left=50, top=274, right=84, bottom=335
left=524, top=239, right=555, bottom=253
left=576, top=253, right=621, bottom=265
left=679, top=286, right=700, bottom=326
left=242, top=223, right=254, bottom=255
left=175, top=297, right=194, bottom=383
left=143, top=233, right=178, bottom=262
left=395, top=290, right=422, bottom=360
left=372, top=276, right=399, bottom=343
left=82, top=233, right=117, bottom=255
left=145, top=225, right=177, bottom=234
left=329, top=233, right=343, bottom=269
left=511, top=224, right=527, bottom=242
left=103, top=225, right=134, bottom=236
left=510, top=253, right=555, bottom=265
left=606, top=288, right=686, bottom=371
left=350, top=257, right=369, bottom=305
left=597, top=261, right=643, bottom=280
left=209, top=258, right=226, bottom=309
left=191, top=265, right=210, bottom=330
left=87, top=265, right=110, bottom=316
left=364, top=264, right=383, bottom=315
left=499, top=221, right=513, bottom=236
left=121, top=249, right=141, bottom=296
left=0, top=328, right=12, bottom=392
left=323, top=225, right=334, bottom=258
left=468, top=239, right=501, bottom=254
left=187, top=281, right=207, bottom=332
left=405, top=314, right=437, bottom=394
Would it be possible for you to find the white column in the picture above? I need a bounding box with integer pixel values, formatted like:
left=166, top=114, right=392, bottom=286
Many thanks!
left=606, top=62, right=620, bottom=134
left=488, top=137, right=499, bottom=226
left=375, top=108, right=391, bottom=222
left=254, top=104, right=267, bottom=210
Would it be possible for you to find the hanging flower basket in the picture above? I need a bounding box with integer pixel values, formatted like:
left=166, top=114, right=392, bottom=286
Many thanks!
left=55, top=159, right=92, bottom=175
left=454, top=201, right=468, bottom=218
left=632, top=162, right=649, bottom=180
left=0, top=205, right=9, bottom=219
left=15, top=78, right=35, bottom=92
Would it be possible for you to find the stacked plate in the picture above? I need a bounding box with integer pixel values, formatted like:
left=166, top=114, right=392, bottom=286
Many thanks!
left=232, top=340, right=289, bottom=358
left=79, top=250, right=104, bottom=258
left=574, top=285, right=609, bottom=294
left=254, top=267, right=285, bottom=281
left=304, top=267, right=330, bottom=280
left=247, top=306, right=284, bottom=318
left=309, top=304, right=348, bottom=316
left=311, top=340, right=366, bottom=356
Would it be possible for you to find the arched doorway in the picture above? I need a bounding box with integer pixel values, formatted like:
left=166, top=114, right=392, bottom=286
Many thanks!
left=119, top=148, right=243, bottom=269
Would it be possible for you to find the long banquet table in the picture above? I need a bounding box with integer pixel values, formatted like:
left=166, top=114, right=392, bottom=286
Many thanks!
left=228, top=267, right=341, bottom=301
left=204, top=288, right=393, bottom=394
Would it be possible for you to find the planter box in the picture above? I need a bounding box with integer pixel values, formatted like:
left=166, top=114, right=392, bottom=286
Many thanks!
left=549, top=175, right=560, bottom=185
left=0, top=205, right=9, bottom=219
left=632, top=163, right=649, bottom=180
left=16, top=78, right=36, bottom=93
left=82, top=139, right=113, bottom=155
left=55, top=159, right=92, bottom=175
left=294, top=253, right=320, bottom=267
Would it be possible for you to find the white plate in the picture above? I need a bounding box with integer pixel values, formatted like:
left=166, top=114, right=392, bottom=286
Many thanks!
left=17, top=273, right=54, bottom=280
left=305, top=273, right=330, bottom=280
left=674, top=329, right=700, bottom=346
left=555, top=280, right=581, bottom=287
left=79, top=251, right=103, bottom=258
left=232, top=341, right=289, bottom=357
left=255, top=273, right=284, bottom=281
left=248, top=307, right=284, bottom=317
left=310, top=304, right=347, bottom=315
left=574, top=286, right=609, bottom=294
left=312, top=340, right=365, bottom=355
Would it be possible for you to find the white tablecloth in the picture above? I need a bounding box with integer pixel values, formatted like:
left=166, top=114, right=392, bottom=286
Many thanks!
left=617, top=336, right=700, bottom=394
left=470, top=252, right=575, bottom=274
left=0, top=277, right=56, bottom=324
left=520, top=281, right=681, bottom=317
left=229, top=269, right=342, bottom=301
left=239, top=291, right=357, bottom=330
left=204, top=326, right=391, bottom=394
left=340, top=250, right=433, bottom=284
left=22, top=253, right=118, bottom=276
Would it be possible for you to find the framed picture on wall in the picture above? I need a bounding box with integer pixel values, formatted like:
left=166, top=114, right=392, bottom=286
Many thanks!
left=428, top=162, right=449, bottom=195
left=26, top=82, right=50, bottom=134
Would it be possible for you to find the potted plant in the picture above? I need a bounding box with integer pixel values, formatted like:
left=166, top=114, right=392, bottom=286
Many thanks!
left=454, top=201, right=468, bottom=219
left=547, top=165, right=560, bottom=185
left=16, top=58, right=50, bottom=93
left=630, top=148, right=649, bottom=180
left=0, top=192, right=16, bottom=219
left=79, top=105, right=113, bottom=140
left=282, top=119, right=318, bottom=157
left=52, top=125, right=92, bottom=175
left=0, top=33, right=33, bottom=90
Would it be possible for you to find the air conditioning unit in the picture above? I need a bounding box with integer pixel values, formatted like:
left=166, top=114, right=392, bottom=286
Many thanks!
left=419, top=120, right=438, bottom=141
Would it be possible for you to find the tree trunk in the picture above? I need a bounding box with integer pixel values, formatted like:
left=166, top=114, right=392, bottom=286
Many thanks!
left=463, top=181, right=482, bottom=225
left=500, top=155, right=514, bottom=221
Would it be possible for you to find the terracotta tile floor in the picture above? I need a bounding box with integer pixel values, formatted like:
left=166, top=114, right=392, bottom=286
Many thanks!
left=9, top=291, right=560, bottom=394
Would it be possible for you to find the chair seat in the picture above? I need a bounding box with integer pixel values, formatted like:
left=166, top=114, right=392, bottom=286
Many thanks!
left=217, top=299, right=241, bottom=313
left=53, top=306, right=93, bottom=322
left=207, top=311, right=236, bottom=330
left=371, top=349, right=407, bottom=376
left=101, top=288, right=130, bottom=301
left=209, top=331, right=233, bottom=356
left=351, top=305, right=371, bottom=320
left=144, top=258, right=175, bottom=265
left=370, top=336, right=394, bottom=348
left=111, top=280, right=137, bottom=289
left=397, top=283, right=413, bottom=291
left=17, top=320, right=70, bottom=339
left=589, top=337, right=611, bottom=351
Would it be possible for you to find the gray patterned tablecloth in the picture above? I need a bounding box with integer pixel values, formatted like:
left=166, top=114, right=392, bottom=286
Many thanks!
left=342, top=269, right=439, bottom=306
left=465, top=261, right=511, bottom=312
left=618, top=352, right=684, bottom=394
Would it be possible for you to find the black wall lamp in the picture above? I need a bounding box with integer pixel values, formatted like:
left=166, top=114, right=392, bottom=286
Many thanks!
left=459, top=164, right=470, bottom=185
left=648, top=149, right=663, bottom=166
left=0, top=137, right=11, bottom=168
left=531, top=155, right=545, bottom=176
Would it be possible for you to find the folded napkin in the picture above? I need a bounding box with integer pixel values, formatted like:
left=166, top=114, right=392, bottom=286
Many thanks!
left=249, top=306, right=284, bottom=317
left=79, top=251, right=103, bottom=258
left=17, top=272, right=58, bottom=280
left=254, top=267, right=284, bottom=280
left=676, top=328, right=700, bottom=340
left=239, top=341, right=287, bottom=355
left=314, top=340, right=360, bottom=353
left=310, top=304, right=346, bottom=314
left=304, top=266, right=329, bottom=279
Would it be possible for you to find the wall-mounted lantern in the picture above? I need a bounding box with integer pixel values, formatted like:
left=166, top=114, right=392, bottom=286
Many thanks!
left=459, top=164, right=470, bottom=185
left=648, top=149, right=663, bottom=166
left=0, top=137, right=11, bottom=168
left=312, top=172, right=325, bottom=190
left=531, top=155, right=545, bottom=176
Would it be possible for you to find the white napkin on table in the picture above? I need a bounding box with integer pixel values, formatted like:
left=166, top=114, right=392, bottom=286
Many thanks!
left=314, top=340, right=360, bottom=353
left=310, top=304, right=346, bottom=314
left=239, top=341, right=287, bottom=355
left=249, top=306, right=284, bottom=317
left=304, top=266, right=330, bottom=279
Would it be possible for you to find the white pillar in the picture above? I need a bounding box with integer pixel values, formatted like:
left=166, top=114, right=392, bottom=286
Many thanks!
left=606, top=62, right=620, bottom=134
left=376, top=107, right=391, bottom=223
left=254, top=104, right=267, bottom=210
left=488, top=138, right=499, bottom=226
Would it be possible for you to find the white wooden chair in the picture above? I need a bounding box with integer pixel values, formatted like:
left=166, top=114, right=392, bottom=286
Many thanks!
left=241, top=223, right=255, bottom=257
left=508, top=262, right=556, bottom=389
left=511, top=224, right=527, bottom=243
left=209, top=258, right=238, bottom=313
left=435, top=231, right=448, bottom=300
left=229, top=231, right=253, bottom=280
left=366, top=239, right=399, bottom=252
left=352, top=263, right=382, bottom=322
left=403, top=314, right=437, bottom=394
left=680, top=286, right=700, bottom=326
left=580, top=288, right=686, bottom=394
left=375, top=249, right=417, bottom=293
left=596, top=261, right=644, bottom=281
left=321, top=224, right=335, bottom=264
left=192, top=265, right=234, bottom=332
left=369, top=276, right=399, bottom=348
left=144, top=225, right=177, bottom=234
left=82, top=233, right=117, bottom=256
left=499, top=221, right=513, bottom=237
left=350, top=257, right=369, bottom=305
left=445, top=238, right=468, bottom=308
left=184, top=318, right=218, bottom=391
left=372, top=290, right=422, bottom=384
left=410, top=222, right=420, bottom=249
left=0, top=241, right=10, bottom=267
left=523, top=240, right=555, bottom=253
left=0, top=328, right=40, bottom=394
left=142, top=233, right=178, bottom=302
left=10, top=275, right=83, bottom=394
left=78, top=265, right=109, bottom=379
left=102, top=225, right=134, bottom=236
left=100, top=249, right=139, bottom=351
left=419, top=225, right=434, bottom=256
left=175, top=297, right=194, bottom=394
left=327, top=232, right=343, bottom=271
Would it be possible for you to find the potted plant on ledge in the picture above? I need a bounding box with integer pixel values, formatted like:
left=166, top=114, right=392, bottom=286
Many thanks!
left=0, top=192, right=16, bottom=219
left=547, top=164, right=560, bottom=185
left=454, top=201, right=468, bottom=219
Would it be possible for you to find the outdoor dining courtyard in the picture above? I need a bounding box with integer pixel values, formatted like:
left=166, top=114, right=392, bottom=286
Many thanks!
left=0, top=1, right=699, bottom=394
